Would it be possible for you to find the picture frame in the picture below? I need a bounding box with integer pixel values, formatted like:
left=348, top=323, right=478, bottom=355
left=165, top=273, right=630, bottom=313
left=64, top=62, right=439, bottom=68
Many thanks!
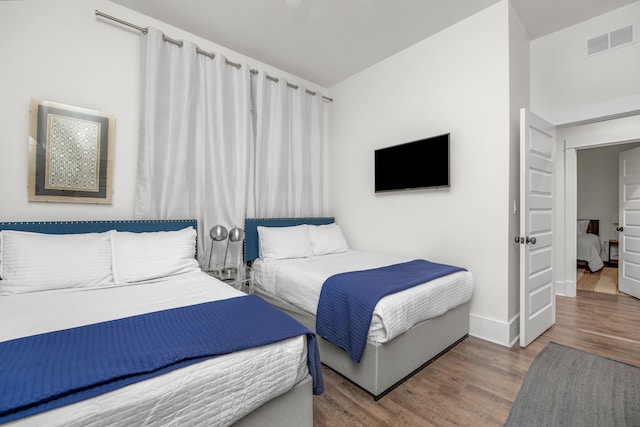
left=28, top=98, right=115, bottom=203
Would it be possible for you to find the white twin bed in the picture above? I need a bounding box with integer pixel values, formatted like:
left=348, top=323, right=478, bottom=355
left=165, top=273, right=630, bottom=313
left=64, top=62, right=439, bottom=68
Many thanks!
left=577, top=219, right=604, bottom=272
left=0, top=220, right=320, bottom=427
left=253, top=251, right=473, bottom=346
left=245, top=217, right=474, bottom=399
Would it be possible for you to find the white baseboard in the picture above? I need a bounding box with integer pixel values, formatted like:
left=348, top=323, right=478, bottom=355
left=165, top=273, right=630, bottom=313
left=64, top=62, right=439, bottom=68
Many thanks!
left=555, top=279, right=576, bottom=297
left=470, top=280, right=576, bottom=347
left=555, top=279, right=567, bottom=296
left=469, top=312, right=519, bottom=347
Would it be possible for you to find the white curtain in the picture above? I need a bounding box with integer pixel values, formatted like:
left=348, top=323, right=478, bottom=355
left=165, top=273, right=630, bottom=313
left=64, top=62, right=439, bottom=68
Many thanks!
left=135, top=28, right=326, bottom=266
left=136, top=28, right=253, bottom=267
left=251, top=72, right=325, bottom=217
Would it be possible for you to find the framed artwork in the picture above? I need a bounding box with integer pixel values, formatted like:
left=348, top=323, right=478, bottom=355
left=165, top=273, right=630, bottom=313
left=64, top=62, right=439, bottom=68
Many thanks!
left=28, top=98, right=114, bottom=203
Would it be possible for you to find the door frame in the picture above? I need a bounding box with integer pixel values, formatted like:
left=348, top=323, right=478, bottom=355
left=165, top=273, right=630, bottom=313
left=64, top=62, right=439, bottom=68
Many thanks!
left=563, top=115, right=640, bottom=297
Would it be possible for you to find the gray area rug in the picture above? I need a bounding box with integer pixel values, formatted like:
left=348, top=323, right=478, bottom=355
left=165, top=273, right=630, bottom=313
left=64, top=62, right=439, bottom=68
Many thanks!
left=505, top=342, right=640, bottom=426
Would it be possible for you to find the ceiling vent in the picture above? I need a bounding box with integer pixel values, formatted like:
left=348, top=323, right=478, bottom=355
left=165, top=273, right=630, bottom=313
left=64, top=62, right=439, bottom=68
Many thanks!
left=586, top=25, right=636, bottom=57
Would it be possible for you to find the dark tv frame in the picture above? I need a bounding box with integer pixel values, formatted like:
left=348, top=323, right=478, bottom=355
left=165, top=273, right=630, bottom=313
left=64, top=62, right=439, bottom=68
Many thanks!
left=374, top=133, right=450, bottom=193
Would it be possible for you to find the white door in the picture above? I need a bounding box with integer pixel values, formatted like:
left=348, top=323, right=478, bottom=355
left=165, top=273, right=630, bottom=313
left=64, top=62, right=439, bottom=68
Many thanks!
left=519, top=108, right=556, bottom=347
left=618, top=147, right=640, bottom=299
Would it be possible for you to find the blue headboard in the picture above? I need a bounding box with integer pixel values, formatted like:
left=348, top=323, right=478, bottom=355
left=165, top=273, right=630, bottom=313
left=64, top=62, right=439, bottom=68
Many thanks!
left=0, top=219, right=197, bottom=234
left=244, top=217, right=335, bottom=263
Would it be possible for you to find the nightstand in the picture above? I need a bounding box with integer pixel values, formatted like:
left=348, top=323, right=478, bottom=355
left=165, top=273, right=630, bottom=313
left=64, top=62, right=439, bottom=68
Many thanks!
left=609, top=240, right=618, bottom=267
left=205, top=264, right=252, bottom=293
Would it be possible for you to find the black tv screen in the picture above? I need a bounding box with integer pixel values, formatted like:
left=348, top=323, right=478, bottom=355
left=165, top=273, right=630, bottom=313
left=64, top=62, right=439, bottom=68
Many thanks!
left=375, top=133, right=450, bottom=193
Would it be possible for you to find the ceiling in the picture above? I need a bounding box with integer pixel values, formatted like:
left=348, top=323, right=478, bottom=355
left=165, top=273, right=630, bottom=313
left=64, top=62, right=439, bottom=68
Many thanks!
left=109, top=0, right=637, bottom=87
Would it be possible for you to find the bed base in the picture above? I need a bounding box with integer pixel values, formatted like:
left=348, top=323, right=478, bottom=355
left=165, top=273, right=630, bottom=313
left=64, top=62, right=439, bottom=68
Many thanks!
left=255, top=287, right=470, bottom=399
left=235, top=375, right=313, bottom=427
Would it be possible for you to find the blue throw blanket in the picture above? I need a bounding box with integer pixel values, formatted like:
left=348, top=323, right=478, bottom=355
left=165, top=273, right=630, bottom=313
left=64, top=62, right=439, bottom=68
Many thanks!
left=0, top=295, right=323, bottom=423
left=316, top=259, right=465, bottom=362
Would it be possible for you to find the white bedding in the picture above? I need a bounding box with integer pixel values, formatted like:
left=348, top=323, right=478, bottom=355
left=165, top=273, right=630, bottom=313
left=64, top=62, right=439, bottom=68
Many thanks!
left=577, top=233, right=604, bottom=272
left=252, top=250, right=474, bottom=344
left=1, top=271, right=308, bottom=427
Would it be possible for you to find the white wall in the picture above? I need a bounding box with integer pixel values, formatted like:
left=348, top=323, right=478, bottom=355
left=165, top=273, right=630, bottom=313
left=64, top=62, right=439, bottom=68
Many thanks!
left=0, top=0, right=327, bottom=222
left=328, top=2, right=513, bottom=345
left=531, top=1, right=640, bottom=124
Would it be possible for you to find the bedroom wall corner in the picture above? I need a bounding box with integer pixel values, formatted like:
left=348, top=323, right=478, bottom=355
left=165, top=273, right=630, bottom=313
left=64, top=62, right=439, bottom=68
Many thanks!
left=531, top=1, right=640, bottom=125
left=328, top=1, right=514, bottom=346
left=507, top=2, right=530, bottom=329
left=555, top=137, right=571, bottom=297
left=0, top=0, right=329, bottom=223
left=469, top=312, right=519, bottom=347
left=0, top=0, right=141, bottom=222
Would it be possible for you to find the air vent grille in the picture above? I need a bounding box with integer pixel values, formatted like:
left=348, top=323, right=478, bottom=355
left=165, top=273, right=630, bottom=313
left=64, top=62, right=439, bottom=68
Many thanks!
left=586, top=25, right=636, bottom=57
left=610, top=25, right=634, bottom=48
left=587, top=34, right=609, bottom=55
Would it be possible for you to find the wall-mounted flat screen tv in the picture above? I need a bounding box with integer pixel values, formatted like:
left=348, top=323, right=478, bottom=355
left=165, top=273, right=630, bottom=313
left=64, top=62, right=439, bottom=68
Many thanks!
left=375, top=133, right=450, bottom=193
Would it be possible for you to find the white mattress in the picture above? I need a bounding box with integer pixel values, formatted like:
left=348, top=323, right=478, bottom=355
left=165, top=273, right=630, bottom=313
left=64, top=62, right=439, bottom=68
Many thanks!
left=252, top=250, right=474, bottom=344
left=0, top=271, right=308, bottom=426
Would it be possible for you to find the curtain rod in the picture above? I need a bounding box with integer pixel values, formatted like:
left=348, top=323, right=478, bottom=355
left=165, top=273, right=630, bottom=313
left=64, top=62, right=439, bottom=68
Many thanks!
left=95, top=9, right=333, bottom=102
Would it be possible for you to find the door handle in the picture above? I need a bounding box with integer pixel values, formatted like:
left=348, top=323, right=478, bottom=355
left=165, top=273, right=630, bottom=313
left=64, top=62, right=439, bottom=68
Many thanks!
left=616, top=226, right=624, bottom=232
left=514, top=236, right=536, bottom=244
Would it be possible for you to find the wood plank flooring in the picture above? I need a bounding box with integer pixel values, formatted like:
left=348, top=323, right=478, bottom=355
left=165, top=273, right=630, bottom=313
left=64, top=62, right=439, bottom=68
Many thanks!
left=576, top=266, right=619, bottom=294
left=313, top=291, right=640, bottom=426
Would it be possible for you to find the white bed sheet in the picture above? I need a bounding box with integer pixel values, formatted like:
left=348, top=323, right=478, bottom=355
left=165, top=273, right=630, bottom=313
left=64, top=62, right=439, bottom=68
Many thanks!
left=0, top=271, right=308, bottom=427
left=577, top=233, right=604, bottom=272
left=252, top=250, right=474, bottom=344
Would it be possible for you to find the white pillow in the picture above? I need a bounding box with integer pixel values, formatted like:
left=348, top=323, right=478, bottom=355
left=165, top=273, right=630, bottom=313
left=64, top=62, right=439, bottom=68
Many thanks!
left=257, top=225, right=313, bottom=260
left=577, top=220, right=589, bottom=235
left=308, top=223, right=349, bottom=256
left=0, top=230, right=114, bottom=295
left=111, top=227, right=200, bottom=284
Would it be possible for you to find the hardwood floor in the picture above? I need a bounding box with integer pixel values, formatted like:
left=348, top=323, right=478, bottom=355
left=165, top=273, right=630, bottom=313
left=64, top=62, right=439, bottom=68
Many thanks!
left=313, top=291, right=640, bottom=426
left=576, top=266, right=619, bottom=294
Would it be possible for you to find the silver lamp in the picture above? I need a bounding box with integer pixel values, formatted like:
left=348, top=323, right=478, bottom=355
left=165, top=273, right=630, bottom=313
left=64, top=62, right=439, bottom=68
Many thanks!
left=221, top=226, right=245, bottom=278
left=207, top=224, right=228, bottom=273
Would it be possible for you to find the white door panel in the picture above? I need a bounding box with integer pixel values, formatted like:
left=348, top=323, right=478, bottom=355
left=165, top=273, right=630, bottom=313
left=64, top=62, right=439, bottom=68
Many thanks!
left=619, top=147, right=640, bottom=299
left=528, top=282, right=553, bottom=314
left=529, top=249, right=553, bottom=276
left=624, top=234, right=640, bottom=254
left=520, top=108, right=556, bottom=347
